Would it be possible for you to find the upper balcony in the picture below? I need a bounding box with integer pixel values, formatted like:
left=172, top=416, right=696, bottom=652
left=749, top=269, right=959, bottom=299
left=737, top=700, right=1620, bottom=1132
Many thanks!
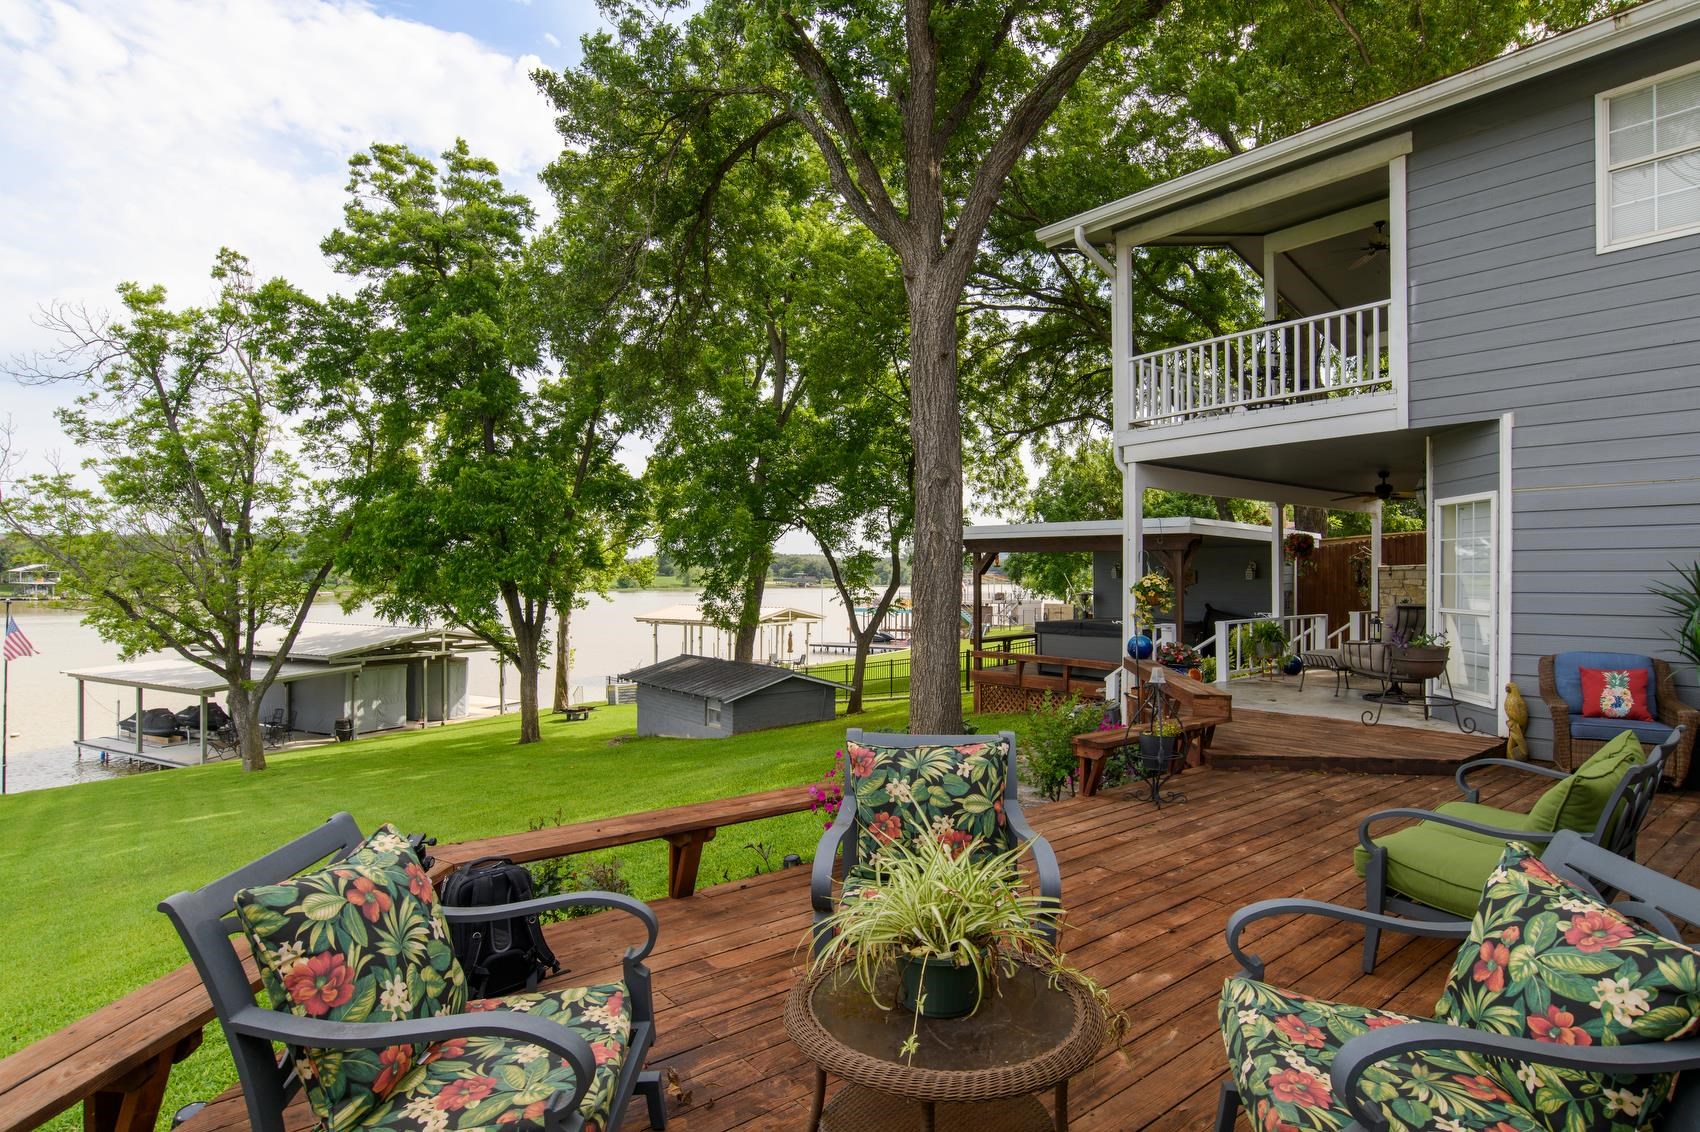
left=1126, top=299, right=1394, bottom=430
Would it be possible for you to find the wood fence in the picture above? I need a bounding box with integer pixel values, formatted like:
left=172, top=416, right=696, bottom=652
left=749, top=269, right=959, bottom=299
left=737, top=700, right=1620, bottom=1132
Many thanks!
left=1295, top=531, right=1426, bottom=634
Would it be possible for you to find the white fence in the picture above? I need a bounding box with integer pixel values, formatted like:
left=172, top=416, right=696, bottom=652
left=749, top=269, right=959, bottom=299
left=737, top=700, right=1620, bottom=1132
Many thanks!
left=1199, top=614, right=1329, bottom=686
left=1128, top=300, right=1392, bottom=426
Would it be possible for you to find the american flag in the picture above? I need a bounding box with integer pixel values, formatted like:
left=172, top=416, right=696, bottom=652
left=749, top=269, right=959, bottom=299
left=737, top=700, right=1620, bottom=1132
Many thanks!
left=3, top=614, right=37, bottom=661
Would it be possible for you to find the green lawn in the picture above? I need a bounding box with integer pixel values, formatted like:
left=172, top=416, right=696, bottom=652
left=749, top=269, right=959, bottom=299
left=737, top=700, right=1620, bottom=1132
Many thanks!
left=1, top=695, right=1030, bottom=1130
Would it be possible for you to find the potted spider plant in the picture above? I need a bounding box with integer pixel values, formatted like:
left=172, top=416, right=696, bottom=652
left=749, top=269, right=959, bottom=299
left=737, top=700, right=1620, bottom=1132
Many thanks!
left=1247, top=619, right=1288, bottom=661
left=808, top=817, right=1120, bottom=1058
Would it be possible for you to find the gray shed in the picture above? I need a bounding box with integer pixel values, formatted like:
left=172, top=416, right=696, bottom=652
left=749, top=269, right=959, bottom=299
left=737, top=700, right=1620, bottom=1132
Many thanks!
left=620, top=655, right=846, bottom=739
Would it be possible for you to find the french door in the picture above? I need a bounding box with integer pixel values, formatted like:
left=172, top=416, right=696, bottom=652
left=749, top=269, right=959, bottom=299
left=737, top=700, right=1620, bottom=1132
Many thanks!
left=1434, top=494, right=1497, bottom=705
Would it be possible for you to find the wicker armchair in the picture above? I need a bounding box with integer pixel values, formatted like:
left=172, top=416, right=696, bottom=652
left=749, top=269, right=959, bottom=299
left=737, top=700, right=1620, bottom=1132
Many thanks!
left=1539, top=652, right=1697, bottom=785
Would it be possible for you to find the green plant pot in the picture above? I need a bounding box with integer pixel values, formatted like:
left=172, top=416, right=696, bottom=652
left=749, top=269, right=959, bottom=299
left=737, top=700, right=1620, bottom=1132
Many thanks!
left=897, top=955, right=984, bottom=1019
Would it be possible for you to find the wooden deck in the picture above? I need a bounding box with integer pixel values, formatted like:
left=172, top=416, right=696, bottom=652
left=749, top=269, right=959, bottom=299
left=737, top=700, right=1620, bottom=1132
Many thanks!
left=178, top=765, right=1700, bottom=1132
left=1205, top=708, right=1505, bottom=775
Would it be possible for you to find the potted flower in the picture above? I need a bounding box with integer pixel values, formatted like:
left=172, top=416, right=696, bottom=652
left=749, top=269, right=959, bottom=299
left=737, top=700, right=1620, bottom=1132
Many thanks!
left=1137, top=717, right=1183, bottom=771
left=1127, top=571, right=1174, bottom=659
left=1247, top=619, right=1288, bottom=661
left=1283, top=531, right=1316, bottom=560
left=1154, top=640, right=1200, bottom=672
left=808, top=819, right=1122, bottom=1057
left=1387, top=628, right=1450, bottom=680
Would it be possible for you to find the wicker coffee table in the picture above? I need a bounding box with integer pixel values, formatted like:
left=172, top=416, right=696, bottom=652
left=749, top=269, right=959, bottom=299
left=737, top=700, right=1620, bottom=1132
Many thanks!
left=783, top=957, right=1104, bottom=1131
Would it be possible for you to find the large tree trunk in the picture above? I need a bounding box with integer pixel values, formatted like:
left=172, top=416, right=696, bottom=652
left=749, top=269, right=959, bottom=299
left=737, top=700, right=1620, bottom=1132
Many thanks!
left=905, top=284, right=966, bottom=734
left=553, top=605, right=572, bottom=712
left=732, top=545, right=773, bottom=662
left=514, top=649, right=542, bottom=743
left=225, top=685, right=267, bottom=772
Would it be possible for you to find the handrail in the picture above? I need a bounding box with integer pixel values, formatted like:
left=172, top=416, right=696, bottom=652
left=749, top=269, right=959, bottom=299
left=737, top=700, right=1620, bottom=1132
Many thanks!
left=0, top=786, right=820, bottom=1132
left=1212, top=614, right=1330, bottom=686
left=1127, top=299, right=1392, bottom=427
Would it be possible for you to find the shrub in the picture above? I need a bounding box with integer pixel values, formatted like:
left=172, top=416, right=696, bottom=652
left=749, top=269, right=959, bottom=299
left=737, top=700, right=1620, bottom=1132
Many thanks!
left=524, top=808, right=633, bottom=923
left=1021, top=694, right=1105, bottom=802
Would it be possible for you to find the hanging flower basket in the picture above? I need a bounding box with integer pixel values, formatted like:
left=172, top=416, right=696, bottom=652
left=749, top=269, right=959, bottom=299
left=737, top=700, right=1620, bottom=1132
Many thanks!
left=1284, top=532, right=1316, bottom=560
left=1130, top=571, right=1174, bottom=620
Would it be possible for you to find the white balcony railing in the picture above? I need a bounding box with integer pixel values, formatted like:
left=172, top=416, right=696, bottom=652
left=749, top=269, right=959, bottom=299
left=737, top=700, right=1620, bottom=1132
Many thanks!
left=1128, top=300, right=1393, bottom=428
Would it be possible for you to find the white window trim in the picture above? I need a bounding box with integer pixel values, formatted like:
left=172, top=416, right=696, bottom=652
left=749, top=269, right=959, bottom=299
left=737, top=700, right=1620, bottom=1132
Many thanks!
left=705, top=697, right=723, bottom=726
left=1595, top=58, right=1700, bottom=254
left=1432, top=491, right=1499, bottom=708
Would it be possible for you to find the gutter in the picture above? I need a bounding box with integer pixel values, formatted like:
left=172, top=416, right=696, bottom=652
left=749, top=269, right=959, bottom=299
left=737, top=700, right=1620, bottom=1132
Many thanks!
left=1036, top=0, right=1700, bottom=246
left=1072, top=226, right=1115, bottom=277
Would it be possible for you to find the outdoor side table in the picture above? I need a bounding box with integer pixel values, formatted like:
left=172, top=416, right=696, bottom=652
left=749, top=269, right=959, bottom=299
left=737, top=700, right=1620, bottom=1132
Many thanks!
left=784, top=957, right=1104, bottom=1132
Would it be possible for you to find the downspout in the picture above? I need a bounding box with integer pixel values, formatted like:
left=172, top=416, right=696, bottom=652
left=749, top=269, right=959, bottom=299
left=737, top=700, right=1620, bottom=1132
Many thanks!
left=1073, top=226, right=1114, bottom=278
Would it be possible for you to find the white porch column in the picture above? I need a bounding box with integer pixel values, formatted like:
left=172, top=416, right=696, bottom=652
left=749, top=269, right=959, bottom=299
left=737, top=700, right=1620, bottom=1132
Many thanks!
left=1269, top=503, right=1285, bottom=617
left=1261, top=248, right=1280, bottom=320
left=1123, top=458, right=1144, bottom=631
left=135, top=687, right=143, bottom=755
left=1370, top=500, right=1384, bottom=626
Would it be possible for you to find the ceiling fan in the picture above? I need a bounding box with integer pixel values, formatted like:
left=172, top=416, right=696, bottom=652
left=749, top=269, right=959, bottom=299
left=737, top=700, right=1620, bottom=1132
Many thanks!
left=1333, top=469, right=1418, bottom=503
left=1349, top=221, right=1389, bottom=269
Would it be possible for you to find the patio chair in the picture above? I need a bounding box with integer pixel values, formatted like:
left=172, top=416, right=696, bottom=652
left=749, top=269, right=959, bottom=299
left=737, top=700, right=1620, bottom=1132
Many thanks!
left=159, top=813, right=666, bottom=1132
left=1216, top=830, right=1700, bottom=1132
left=262, top=708, right=295, bottom=749
left=1354, top=726, right=1679, bottom=972
left=1539, top=650, right=1697, bottom=784
left=809, top=729, right=1060, bottom=955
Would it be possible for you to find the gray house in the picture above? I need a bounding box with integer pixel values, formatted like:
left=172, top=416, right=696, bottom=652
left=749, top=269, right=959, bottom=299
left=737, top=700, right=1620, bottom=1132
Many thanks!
left=621, top=655, right=846, bottom=738
left=1040, top=0, right=1700, bottom=760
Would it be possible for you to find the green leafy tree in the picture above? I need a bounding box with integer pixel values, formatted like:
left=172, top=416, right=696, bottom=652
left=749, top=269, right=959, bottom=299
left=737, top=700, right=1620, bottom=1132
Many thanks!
left=538, top=0, right=1172, bottom=732
left=297, top=141, right=644, bottom=744
left=0, top=254, right=344, bottom=771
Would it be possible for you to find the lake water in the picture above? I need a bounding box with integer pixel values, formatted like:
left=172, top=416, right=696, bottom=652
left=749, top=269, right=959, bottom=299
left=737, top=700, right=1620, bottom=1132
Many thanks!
left=0, top=587, right=863, bottom=794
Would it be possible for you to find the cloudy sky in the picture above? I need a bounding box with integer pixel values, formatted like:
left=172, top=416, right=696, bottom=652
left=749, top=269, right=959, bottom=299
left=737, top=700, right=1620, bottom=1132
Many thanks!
left=0, top=0, right=603, bottom=475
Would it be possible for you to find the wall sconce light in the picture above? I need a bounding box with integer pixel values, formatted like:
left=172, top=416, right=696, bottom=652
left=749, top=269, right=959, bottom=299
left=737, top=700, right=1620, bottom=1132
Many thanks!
left=1245, top=560, right=1261, bottom=581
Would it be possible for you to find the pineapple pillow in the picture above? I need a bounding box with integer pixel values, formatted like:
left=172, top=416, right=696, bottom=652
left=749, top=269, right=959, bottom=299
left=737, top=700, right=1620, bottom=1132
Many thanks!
left=1580, top=667, right=1654, bottom=722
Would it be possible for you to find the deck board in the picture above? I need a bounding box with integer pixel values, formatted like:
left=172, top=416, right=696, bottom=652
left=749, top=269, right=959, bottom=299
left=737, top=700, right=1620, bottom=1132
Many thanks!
left=1205, top=707, right=1505, bottom=774
left=176, top=764, right=1700, bottom=1132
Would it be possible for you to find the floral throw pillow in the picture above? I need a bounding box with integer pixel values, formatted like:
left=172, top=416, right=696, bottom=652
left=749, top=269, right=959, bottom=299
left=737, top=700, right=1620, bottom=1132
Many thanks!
left=1433, top=842, right=1700, bottom=1131
left=1580, top=667, right=1654, bottom=722
left=236, top=824, right=468, bottom=1132
left=847, top=738, right=1009, bottom=866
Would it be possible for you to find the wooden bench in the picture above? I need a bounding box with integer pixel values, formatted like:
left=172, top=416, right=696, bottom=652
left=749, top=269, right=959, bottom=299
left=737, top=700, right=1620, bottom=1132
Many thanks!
left=0, top=786, right=817, bottom=1132
left=559, top=706, right=592, bottom=722
left=1068, top=663, right=1234, bottom=797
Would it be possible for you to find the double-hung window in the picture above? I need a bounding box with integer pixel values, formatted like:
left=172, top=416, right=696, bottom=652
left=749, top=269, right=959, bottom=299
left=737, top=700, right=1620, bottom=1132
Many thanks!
left=1597, top=62, right=1700, bottom=251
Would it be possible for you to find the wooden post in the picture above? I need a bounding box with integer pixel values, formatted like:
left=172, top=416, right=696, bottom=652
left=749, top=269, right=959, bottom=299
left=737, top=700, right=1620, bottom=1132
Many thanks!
left=665, top=828, right=718, bottom=898
left=441, top=652, right=448, bottom=726
left=76, top=678, right=85, bottom=745
left=83, top=1031, right=202, bottom=1132
left=198, top=696, right=208, bottom=764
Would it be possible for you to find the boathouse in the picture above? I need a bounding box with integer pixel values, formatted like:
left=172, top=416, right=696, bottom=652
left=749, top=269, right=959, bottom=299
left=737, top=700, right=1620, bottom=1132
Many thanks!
left=620, top=655, right=845, bottom=739
left=63, top=622, right=491, bottom=767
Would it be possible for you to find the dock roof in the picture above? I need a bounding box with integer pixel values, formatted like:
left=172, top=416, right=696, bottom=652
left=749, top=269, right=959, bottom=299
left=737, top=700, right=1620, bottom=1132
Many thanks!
left=618, top=654, right=848, bottom=700
left=64, top=659, right=359, bottom=696
left=250, top=622, right=487, bottom=662
left=632, top=604, right=824, bottom=628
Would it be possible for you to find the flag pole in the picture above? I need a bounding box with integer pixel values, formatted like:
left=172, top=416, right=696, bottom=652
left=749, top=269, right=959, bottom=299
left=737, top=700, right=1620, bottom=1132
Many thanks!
left=2, top=596, right=10, bottom=796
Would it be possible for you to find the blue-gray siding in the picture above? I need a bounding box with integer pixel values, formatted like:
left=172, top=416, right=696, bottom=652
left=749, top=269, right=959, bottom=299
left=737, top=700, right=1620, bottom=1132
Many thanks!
left=635, top=679, right=836, bottom=738
left=1407, top=28, right=1700, bottom=750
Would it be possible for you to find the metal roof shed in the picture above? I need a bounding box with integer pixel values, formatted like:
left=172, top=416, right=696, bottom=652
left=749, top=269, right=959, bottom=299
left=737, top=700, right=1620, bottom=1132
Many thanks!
left=618, top=655, right=847, bottom=739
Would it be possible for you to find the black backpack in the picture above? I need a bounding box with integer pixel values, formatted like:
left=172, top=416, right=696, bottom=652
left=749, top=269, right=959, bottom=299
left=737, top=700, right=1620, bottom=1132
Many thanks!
left=436, top=856, right=561, bottom=998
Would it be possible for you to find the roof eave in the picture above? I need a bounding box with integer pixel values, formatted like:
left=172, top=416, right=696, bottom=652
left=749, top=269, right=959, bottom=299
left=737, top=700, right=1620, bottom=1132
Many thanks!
left=1037, top=0, right=1700, bottom=247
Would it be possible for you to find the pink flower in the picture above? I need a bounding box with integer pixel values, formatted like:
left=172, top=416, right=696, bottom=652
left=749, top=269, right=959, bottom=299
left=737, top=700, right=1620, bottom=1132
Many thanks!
left=284, top=953, right=354, bottom=1016
left=1564, top=910, right=1634, bottom=953
left=1268, top=1069, right=1330, bottom=1108
left=1472, top=941, right=1510, bottom=993
left=1273, top=1014, right=1326, bottom=1048
left=435, top=1077, right=496, bottom=1111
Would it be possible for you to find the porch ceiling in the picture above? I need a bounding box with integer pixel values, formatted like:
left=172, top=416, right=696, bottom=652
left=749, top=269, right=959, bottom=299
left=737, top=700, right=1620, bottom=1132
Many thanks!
left=1148, top=169, right=1388, bottom=244
left=1152, top=429, right=1430, bottom=500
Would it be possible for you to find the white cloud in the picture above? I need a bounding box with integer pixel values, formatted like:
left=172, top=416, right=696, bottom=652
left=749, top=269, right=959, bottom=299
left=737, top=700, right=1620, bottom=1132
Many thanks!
left=543, top=30, right=560, bottom=47
left=0, top=0, right=565, bottom=472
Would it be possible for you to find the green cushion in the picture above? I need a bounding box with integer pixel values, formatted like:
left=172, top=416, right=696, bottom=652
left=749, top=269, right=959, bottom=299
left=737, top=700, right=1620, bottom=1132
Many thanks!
left=1353, top=822, right=1513, bottom=919
left=1433, top=800, right=1545, bottom=841
left=1527, top=730, right=1643, bottom=835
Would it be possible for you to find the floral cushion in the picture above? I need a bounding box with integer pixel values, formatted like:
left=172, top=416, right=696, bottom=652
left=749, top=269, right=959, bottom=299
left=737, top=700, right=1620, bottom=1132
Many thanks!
left=360, top=984, right=632, bottom=1132
left=846, top=738, right=1009, bottom=866
left=1219, top=975, right=1544, bottom=1131
left=1432, top=842, right=1700, bottom=1131
left=236, top=825, right=468, bottom=1132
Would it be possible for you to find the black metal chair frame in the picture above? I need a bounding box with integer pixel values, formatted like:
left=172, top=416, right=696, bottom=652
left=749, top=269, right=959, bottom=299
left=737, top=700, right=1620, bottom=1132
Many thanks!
left=158, top=813, right=666, bottom=1132
left=809, top=729, right=1062, bottom=955
left=1358, top=727, right=1681, bottom=973
left=1215, top=828, right=1700, bottom=1132
left=262, top=708, right=296, bottom=750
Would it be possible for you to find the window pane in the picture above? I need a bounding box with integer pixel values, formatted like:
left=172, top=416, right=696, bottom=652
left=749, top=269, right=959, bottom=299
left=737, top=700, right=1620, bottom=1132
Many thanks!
left=1659, top=69, right=1700, bottom=117
left=1613, top=198, right=1657, bottom=240
left=1612, top=86, right=1655, bottom=131
left=1612, top=120, right=1656, bottom=164
left=1657, top=105, right=1700, bottom=153
left=1659, top=184, right=1700, bottom=230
